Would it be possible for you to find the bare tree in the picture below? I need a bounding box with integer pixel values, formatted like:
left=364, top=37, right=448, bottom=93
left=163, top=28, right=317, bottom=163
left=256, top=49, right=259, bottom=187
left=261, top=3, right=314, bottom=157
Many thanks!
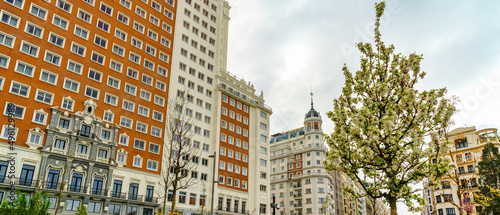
left=159, top=95, right=201, bottom=214
left=54, top=156, right=72, bottom=215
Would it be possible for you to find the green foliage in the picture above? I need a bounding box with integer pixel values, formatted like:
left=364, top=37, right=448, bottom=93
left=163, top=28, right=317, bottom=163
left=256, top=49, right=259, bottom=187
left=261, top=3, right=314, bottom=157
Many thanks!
left=75, top=204, right=87, bottom=215
left=0, top=190, right=51, bottom=215
left=476, top=143, right=500, bottom=214
left=324, top=1, right=455, bottom=214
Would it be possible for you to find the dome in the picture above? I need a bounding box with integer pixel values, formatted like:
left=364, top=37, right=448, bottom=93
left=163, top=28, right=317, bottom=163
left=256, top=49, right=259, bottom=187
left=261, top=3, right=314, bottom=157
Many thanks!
left=305, top=107, right=320, bottom=118
left=305, top=92, right=320, bottom=118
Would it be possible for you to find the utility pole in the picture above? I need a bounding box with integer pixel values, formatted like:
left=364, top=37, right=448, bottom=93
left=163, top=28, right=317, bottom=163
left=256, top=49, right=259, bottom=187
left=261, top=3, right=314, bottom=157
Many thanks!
left=209, top=152, right=217, bottom=215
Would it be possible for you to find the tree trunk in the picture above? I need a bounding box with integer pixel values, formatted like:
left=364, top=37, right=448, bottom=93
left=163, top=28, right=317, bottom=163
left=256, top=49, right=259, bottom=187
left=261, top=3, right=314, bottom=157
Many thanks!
left=163, top=185, right=168, bottom=215
left=389, top=197, right=398, bottom=215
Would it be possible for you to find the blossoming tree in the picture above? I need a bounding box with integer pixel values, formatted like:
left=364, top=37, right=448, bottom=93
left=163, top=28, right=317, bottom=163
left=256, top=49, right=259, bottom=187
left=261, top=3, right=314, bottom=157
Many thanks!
left=324, top=2, right=456, bottom=215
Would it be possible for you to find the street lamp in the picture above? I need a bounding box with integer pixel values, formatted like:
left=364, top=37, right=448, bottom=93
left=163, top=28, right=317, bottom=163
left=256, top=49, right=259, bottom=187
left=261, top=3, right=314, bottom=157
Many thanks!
left=209, top=152, right=217, bottom=215
left=270, top=195, right=280, bottom=215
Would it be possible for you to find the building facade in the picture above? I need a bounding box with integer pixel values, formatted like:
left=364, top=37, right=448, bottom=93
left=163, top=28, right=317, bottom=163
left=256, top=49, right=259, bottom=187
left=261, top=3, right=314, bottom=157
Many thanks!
left=0, top=0, right=178, bottom=214
left=426, top=126, right=500, bottom=215
left=269, top=99, right=344, bottom=215
left=160, top=0, right=272, bottom=214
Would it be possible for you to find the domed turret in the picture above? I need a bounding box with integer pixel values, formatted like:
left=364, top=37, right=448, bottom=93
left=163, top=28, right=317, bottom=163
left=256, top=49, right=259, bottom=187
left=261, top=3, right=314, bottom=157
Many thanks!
left=304, top=92, right=322, bottom=133
left=305, top=92, right=320, bottom=119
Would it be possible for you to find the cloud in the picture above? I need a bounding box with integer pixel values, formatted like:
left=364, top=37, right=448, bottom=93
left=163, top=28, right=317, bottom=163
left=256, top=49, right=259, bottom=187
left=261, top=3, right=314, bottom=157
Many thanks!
left=227, top=0, right=500, bottom=213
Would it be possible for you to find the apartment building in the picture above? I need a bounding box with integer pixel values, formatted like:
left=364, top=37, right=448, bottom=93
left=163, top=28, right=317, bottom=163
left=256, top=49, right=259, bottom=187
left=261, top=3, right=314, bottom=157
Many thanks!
left=269, top=98, right=344, bottom=215
left=0, top=0, right=176, bottom=214
left=426, top=126, right=500, bottom=215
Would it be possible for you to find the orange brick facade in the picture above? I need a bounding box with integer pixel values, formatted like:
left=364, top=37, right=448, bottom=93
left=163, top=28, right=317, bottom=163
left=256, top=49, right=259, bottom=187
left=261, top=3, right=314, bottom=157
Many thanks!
left=0, top=0, right=176, bottom=174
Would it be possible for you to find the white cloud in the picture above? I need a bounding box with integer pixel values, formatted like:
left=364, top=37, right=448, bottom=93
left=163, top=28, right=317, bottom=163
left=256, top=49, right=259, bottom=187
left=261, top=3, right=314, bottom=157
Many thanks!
left=227, top=0, right=500, bottom=213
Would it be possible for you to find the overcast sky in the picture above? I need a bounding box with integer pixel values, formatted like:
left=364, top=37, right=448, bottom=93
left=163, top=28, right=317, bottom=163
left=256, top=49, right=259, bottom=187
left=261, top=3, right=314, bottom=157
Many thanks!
left=226, top=0, right=500, bottom=214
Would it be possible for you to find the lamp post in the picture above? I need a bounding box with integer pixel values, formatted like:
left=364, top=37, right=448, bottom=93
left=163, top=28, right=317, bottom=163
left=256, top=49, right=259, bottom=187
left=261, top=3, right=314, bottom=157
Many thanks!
left=209, top=152, right=217, bottom=215
left=270, top=195, right=280, bottom=215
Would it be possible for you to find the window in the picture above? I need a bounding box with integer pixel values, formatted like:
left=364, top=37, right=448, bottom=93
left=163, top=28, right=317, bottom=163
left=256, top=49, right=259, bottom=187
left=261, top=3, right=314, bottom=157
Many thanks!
left=52, top=15, right=68, bottom=30
left=127, top=68, right=139, bottom=80
left=82, top=0, right=94, bottom=6
left=116, top=153, right=125, bottom=163
left=77, top=144, right=87, bottom=155
left=20, top=41, right=39, bottom=56
left=0, top=31, right=14, bottom=48
left=91, top=52, right=105, bottom=65
left=159, top=52, right=169, bottom=63
left=58, top=118, right=70, bottom=129
left=5, top=0, right=24, bottom=8
left=133, top=21, right=144, bottom=33
left=87, top=202, right=101, bottom=213
left=117, top=12, right=129, bottom=25
left=56, top=0, right=72, bottom=12
left=67, top=60, right=82, bottom=74
left=34, top=90, right=53, bottom=104
left=103, top=111, right=113, bottom=123
left=54, top=139, right=66, bottom=150
left=151, top=127, right=161, bottom=137
left=77, top=9, right=91, bottom=23
left=134, top=139, right=145, bottom=150
left=13, top=61, right=33, bottom=77
left=43, top=51, right=61, bottom=66
left=100, top=2, right=113, bottom=15
left=137, top=105, right=150, bottom=117
left=154, top=96, right=165, bottom=106
left=85, top=86, right=99, bottom=99
left=96, top=19, right=110, bottom=32
left=112, top=44, right=125, bottom=56
left=104, top=94, right=118, bottom=106
left=149, top=143, right=160, bottom=154
left=74, top=25, right=88, bottom=39
left=65, top=199, right=80, bottom=211
left=30, top=4, right=47, bottom=20
left=148, top=29, right=158, bottom=41
left=144, top=59, right=154, bottom=70
left=446, top=208, right=456, bottom=215
left=28, top=130, right=43, bottom=144
left=88, top=69, right=102, bottom=82
left=135, top=6, right=146, bottom=18
left=147, top=160, right=158, bottom=170
left=129, top=52, right=141, bottom=64
left=107, top=77, right=120, bottom=89
left=122, top=100, right=135, bottom=112
left=1, top=11, right=20, bottom=28
left=119, top=134, right=129, bottom=145
left=110, top=60, right=123, bottom=73
left=94, top=35, right=107, bottom=48
left=70, top=42, right=86, bottom=56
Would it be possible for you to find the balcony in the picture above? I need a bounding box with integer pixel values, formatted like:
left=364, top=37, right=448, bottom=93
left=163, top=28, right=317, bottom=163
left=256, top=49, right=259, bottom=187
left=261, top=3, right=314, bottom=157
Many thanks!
left=17, top=179, right=38, bottom=187
left=217, top=84, right=272, bottom=112
left=294, top=193, right=302, bottom=198
left=110, top=191, right=127, bottom=199
left=40, top=180, right=58, bottom=189
left=128, top=194, right=142, bottom=201
left=216, top=207, right=249, bottom=214
left=294, top=203, right=302, bottom=207
left=293, top=184, right=302, bottom=188
left=90, top=187, right=108, bottom=196
left=77, top=130, right=95, bottom=139
left=144, top=196, right=158, bottom=203
left=68, top=185, right=88, bottom=193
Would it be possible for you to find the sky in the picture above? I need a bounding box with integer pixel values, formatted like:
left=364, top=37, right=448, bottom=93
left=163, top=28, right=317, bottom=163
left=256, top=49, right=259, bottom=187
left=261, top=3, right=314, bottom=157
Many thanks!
left=225, top=0, right=500, bottom=214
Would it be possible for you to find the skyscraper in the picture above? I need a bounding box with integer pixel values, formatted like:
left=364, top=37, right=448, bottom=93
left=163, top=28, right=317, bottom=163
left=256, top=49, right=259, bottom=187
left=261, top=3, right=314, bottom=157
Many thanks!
left=0, top=0, right=271, bottom=214
left=164, top=0, right=272, bottom=214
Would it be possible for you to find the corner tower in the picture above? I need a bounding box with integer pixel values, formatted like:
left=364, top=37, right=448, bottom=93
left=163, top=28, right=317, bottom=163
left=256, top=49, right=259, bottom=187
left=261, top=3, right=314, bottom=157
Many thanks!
left=304, top=93, right=322, bottom=135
